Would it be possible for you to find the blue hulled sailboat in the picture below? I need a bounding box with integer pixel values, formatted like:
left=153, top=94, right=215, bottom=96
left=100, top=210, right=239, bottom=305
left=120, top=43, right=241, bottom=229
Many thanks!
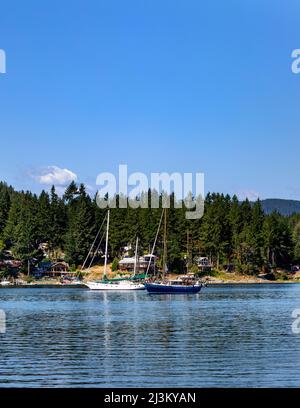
left=145, top=208, right=203, bottom=295
left=145, top=280, right=202, bottom=294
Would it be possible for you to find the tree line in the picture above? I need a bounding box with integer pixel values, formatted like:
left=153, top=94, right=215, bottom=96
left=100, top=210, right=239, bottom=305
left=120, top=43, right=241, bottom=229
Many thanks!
left=0, top=180, right=300, bottom=275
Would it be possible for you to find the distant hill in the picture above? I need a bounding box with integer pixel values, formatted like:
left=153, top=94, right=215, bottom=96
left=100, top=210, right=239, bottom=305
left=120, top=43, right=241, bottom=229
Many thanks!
left=260, top=199, right=300, bottom=215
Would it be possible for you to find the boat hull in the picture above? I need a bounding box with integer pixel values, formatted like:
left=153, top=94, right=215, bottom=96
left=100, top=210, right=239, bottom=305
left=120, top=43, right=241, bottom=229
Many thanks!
left=85, top=281, right=145, bottom=290
left=0, top=281, right=11, bottom=287
left=145, top=282, right=202, bottom=294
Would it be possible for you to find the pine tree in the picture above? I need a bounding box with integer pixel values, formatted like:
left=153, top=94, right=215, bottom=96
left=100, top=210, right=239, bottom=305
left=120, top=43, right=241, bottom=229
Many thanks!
left=49, top=186, right=66, bottom=257
left=37, top=190, right=51, bottom=243
left=5, top=193, right=42, bottom=273
left=64, top=184, right=96, bottom=266
left=248, top=199, right=264, bottom=271
left=292, top=221, right=300, bottom=263
left=263, top=211, right=293, bottom=269
left=0, top=182, right=12, bottom=238
left=228, top=194, right=243, bottom=264
left=200, top=193, right=230, bottom=269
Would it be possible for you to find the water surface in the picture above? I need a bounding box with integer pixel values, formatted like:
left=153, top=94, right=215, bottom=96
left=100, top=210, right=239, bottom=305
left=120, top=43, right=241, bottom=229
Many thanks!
left=1, top=284, right=300, bottom=387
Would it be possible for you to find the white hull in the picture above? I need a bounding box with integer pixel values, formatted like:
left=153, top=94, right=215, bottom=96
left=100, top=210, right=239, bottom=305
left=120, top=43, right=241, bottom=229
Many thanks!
left=0, top=280, right=11, bottom=286
left=85, top=280, right=145, bottom=290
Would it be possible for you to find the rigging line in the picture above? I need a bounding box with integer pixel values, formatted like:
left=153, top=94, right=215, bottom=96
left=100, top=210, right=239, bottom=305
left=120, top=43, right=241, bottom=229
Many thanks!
left=103, top=209, right=110, bottom=278
left=87, top=229, right=106, bottom=271
left=133, top=235, right=139, bottom=277
left=81, top=213, right=107, bottom=271
left=145, top=208, right=165, bottom=278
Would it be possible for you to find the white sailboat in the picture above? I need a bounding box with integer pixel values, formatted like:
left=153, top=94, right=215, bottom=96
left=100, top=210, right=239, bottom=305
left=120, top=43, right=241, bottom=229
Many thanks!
left=85, top=210, right=145, bottom=291
left=86, top=279, right=145, bottom=290
left=0, top=279, right=11, bottom=287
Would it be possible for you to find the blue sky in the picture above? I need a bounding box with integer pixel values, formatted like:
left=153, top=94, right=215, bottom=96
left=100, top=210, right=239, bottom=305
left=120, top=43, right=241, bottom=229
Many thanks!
left=0, top=0, right=300, bottom=199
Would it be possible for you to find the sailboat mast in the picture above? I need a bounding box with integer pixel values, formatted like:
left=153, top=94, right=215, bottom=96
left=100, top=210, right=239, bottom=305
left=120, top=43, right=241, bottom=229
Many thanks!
left=163, top=208, right=167, bottom=279
left=187, top=229, right=189, bottom=274
left=103, top=209, right=110, bottom=279
left=133, top=236, right=139, bottom=277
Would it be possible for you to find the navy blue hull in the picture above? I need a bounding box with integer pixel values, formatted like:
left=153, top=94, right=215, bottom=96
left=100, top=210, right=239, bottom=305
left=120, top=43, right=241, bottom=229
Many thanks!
left=145, top=283, right=202, bottom=294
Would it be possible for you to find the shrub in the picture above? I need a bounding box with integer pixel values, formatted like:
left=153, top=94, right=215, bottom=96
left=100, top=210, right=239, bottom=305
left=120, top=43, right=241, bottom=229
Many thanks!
left=111, top=258, right=120, bottom=272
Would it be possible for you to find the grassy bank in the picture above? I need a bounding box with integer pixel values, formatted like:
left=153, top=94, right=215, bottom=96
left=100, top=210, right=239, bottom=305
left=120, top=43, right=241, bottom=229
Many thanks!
left=196, top=270, right=300, bottom=284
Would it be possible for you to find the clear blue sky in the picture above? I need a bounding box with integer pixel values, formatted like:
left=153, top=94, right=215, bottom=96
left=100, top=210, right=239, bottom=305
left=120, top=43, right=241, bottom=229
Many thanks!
left=0, top=0, right=300, bottom=200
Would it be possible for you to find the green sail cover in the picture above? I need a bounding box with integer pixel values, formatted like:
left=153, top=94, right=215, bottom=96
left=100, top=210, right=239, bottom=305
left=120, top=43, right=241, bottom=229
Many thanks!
left=99, top=274, right=146, bottom=282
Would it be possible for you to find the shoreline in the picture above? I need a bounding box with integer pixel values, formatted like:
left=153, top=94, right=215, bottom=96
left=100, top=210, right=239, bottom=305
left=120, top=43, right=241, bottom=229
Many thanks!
left=0, top=284, right=87, bottom=289
left=1, top=280, right=300, bottom=288
left=2, top=270, right=300, bottom=288
left=206, top=280, right=300, bottom=284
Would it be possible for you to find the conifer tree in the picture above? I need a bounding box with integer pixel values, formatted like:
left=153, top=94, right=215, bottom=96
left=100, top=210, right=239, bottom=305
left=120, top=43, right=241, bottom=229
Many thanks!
left=64, top=183, right=96, bottom=266
left=5, top=193, right=42, bottom=272
left=0, top=187, right=10, bottom=238
left=48, top=186, right=67, bottom=258
left=263, top=211, right=293, bottom=269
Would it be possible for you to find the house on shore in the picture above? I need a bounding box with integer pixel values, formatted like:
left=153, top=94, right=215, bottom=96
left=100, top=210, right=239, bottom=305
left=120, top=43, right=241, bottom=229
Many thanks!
left=34, top=261, right=76, bottom=278
left=118, top=254, right=157, bottom=275
left=196, top=257, right=213, bottom=273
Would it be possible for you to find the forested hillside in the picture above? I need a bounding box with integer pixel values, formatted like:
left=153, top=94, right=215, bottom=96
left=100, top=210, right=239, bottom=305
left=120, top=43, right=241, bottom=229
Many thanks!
left=1, top=180, right=300, bottom=275
left=260, top=199, right=300, bottom=215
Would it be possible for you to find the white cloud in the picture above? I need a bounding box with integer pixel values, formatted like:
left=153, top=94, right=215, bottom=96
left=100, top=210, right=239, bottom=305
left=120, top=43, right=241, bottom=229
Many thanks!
left=33, top=166, right=77, bottom=186
left=237, top=190, right=260, bottom=201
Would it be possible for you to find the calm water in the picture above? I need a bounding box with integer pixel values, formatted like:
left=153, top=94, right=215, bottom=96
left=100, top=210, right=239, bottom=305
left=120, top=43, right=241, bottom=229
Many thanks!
left=1, top=284, right=300, bottom=387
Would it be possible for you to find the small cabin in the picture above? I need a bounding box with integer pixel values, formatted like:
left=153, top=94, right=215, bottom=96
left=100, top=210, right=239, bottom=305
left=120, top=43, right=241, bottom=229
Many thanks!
left=196, top=257, right=212, bottom=273
left=118, top=254, right=157, bottom=274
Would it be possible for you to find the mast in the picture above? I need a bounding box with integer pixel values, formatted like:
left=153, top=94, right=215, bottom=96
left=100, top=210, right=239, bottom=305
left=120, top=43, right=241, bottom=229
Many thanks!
left=103, top=209, right=110, bottom=279
left=133, top=235, right=139, bottom=277
left=145, top=209, right=164, bottom=278
left=187, top=229, right=189, bottom=274
left=162, top=208, right=167, bottom=279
